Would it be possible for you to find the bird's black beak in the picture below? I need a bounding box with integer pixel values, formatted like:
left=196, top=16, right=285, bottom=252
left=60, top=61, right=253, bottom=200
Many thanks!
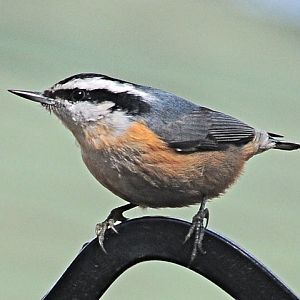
left=8, top=90, right=55, bottom=105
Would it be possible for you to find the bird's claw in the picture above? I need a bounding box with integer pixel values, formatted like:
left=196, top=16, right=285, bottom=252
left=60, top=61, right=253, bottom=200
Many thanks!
left=184, top=202, right=209, bottom=264
left=95, top=204, right=136, bottom=253
left=95, top=218, right=119, bottom=253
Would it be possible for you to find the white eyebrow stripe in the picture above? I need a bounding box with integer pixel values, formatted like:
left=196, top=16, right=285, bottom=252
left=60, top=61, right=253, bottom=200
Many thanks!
left=54, top=77, right=151, bottom=99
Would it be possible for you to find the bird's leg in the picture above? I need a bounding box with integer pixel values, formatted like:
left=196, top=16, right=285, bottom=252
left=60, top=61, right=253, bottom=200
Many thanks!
left=95, top=203, right=137, bottom=253
left=184, top=197, right=209, bottom=263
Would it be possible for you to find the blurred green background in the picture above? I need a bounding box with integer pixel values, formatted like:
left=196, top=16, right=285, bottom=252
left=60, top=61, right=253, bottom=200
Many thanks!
left=1, top=1, right=300, bottom=299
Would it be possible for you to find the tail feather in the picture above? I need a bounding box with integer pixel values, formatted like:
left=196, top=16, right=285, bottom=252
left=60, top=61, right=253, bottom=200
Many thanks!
left=267, top=131, right=300, bottom=150
left=254, top=130, right=299, bottom=153
left=268, top=132, right=284, bottom=138
left=273, top=140, right=300, bottom=151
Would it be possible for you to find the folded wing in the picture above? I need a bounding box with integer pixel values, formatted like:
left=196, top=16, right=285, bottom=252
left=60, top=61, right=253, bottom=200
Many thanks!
left=161, top=107, right=255, bottom=152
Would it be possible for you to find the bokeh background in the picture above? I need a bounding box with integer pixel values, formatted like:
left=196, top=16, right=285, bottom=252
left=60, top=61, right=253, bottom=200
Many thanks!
left=1, top=1, right=300, bottom=299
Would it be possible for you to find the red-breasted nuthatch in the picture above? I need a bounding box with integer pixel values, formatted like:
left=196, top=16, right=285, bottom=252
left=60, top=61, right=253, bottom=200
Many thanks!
left=9, top=73, right=300, bottom=261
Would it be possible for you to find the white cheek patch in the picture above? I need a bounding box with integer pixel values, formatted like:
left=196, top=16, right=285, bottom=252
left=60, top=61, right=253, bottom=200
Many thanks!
left=67, top=101, right=115, bottom=122
left=105, top=109, right=132, bottom=135
left=62, top=100, right=132, bottom=136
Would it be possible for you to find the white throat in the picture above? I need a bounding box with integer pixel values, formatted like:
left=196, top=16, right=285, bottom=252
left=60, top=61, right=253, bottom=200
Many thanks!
left=54, top=100, right=132, bottom=137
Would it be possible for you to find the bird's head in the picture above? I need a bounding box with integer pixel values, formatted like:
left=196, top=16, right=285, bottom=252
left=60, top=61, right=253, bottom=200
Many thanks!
left=9, top=73, right=152, bottom=136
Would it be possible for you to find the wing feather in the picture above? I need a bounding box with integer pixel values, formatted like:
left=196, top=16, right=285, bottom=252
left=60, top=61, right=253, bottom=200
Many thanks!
left=161, top=107, right=255, bottom=152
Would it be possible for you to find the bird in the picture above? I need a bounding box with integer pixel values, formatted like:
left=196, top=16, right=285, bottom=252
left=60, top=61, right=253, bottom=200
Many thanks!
left=9, top=73, right=300, bottom=262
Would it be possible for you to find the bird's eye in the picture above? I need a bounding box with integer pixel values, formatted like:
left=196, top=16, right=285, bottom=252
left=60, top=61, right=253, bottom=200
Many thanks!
left=71, top=89, right=86, bottom=102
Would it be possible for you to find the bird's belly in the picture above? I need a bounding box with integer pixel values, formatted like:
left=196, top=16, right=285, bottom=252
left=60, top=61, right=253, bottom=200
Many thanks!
left=81, top=145, right=245, bottom=208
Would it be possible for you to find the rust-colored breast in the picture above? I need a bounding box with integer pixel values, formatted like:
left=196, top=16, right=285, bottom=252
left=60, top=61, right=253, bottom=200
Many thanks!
left=80, top=121, right=250, bottom=206
left=81, top=121, right=169, bottom=150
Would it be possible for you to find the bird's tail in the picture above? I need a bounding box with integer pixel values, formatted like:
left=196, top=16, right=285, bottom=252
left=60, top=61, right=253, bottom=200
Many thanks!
left=254, top=130, right=300, bottom=153
left=273, top=140, right=300, bottom=151
left=268, top=132, right=300, bottom=151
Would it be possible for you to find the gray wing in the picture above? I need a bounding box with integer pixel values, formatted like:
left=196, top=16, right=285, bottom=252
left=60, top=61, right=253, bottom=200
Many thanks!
left=159, top=107, right=255, bottom=152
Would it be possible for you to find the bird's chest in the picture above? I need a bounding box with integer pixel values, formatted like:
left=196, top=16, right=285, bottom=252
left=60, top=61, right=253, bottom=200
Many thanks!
left=78, top=121, right=246, bottom=207
left=78, top=121, right=170, bottom=202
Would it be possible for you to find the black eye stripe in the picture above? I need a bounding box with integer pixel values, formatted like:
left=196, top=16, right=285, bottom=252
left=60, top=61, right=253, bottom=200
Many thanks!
left=44, top=89, right=89, bottom=102
left=44, top=88, right=150, bottom=115
left=71, top=89, right=86, bottom=102
left=90, top=89, right=150, bottom=115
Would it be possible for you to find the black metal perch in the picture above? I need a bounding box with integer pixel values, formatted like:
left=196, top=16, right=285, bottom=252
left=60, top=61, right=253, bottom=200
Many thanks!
left=42, top=216, right=298, bottom=300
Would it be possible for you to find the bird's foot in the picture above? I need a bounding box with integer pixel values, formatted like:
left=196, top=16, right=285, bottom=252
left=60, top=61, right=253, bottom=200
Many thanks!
left=184, top=199, right=209, bottom=263
left=95, top=203, right=136, bottom=253
left=95, top=218, right=118, bottom=253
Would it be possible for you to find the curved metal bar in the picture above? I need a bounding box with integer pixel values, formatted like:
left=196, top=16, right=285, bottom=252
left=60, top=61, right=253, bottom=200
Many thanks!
left=42, top=217, right=298, bottom=300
